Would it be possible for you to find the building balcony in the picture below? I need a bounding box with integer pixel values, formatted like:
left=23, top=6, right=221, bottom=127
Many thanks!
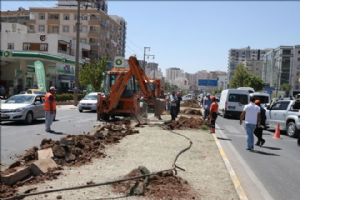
left=88, top=31, right=99, bottom=38
left=89, top=19, right=100, bottom=26
left=47, top=19, right=60, bottom=25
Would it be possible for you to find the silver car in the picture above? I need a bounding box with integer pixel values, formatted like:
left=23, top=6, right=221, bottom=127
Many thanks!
left=0, top=94, right=45, bottom=124
left=78, top=92, right=98, bottom=112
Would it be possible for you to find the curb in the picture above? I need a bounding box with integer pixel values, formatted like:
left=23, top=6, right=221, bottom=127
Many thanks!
left=213, top=124, right=248, bottom=200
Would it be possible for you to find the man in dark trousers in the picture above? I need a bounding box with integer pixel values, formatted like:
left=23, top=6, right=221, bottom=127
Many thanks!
left=254, top=100, right=266, bottom=146
left=169, top=91, right=178, bottom=121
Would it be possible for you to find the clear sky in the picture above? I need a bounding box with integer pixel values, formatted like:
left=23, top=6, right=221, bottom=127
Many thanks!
left=1, top=1, right=300, bottom=74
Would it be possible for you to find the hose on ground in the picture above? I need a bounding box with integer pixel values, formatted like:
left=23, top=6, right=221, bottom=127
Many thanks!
left=3, top=128, right=193, bottom=200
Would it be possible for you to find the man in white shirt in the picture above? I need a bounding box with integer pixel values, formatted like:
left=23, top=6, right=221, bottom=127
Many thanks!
left=240, top=96, right=260, bottom=151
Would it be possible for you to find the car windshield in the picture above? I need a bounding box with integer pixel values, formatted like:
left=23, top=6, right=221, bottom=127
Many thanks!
left=83, top=94, right=97, bottom=100
left=228, top=94, right=248, bottom=104
left=5, top=95, right=34, bottom=104
left=254, top=95, right=269, bottom=104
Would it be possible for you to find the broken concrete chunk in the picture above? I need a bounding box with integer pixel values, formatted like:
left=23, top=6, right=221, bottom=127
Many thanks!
left=1, top=166, right=31, bottom=185
left=37, top=148, right=54, bottom=160
left=60, top=137, right=75, bottom=146
left=30, top=158, right=58, bottom=176
left=65, top=153, right=76, bottom=162
left=52, top=145, right=66, bottom=158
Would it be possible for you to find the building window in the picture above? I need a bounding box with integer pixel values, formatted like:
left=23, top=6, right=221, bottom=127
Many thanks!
left=23, top=43, right=31, bottom=50
left=80, top=38, right=87, bottom=43
left=40, top=43, right=48, bottom=51
left=58, top=40, right=68, bottom=53
left=49, top=26, right=59, bottom=33
left=81, top=25, right=87, bottom=33
left=28, top=25, right=35, bottom=33
left=63, top=14, right=70, bottom=20
left=8, top=43, right=14, bottom=50
left=49, top=14, right=59, bottom=20
left=38, top=13, right=45, bottom=20
left=81, top=15, right=88, bottom=20
left=38, top=25, right=45, bottom=33
left=62, top=25, right=69, bottom=32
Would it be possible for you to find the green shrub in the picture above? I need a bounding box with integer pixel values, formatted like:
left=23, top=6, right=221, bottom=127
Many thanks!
left=55, top=93, right=85, bottom=102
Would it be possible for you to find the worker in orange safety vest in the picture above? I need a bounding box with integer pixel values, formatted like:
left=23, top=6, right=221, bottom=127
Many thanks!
left=44, top=86, right=57, bottom=132
left=209, top=96, right=219, bottom=133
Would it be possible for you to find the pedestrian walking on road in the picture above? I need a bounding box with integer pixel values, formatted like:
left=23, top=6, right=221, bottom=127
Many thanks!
left=240, top=96, right=260, bottom=151
left=44, top=86, right=57, bottom=133
left=209, top=96, right=219, bottom=133
left=169, top=91, right=178, bottom=121
left=202, top=94, right=212, bottom=120
left=254, top=100, right=266, bottom=146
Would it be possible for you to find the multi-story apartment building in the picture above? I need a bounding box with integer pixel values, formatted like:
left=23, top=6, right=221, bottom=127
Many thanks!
left=242, top=60, right=264, bottom=78
left=57, top=0, right=108, bottom=13
left=0, top=5, right=126, bottom=61
left=1, top=22, right=89, bottom=93
left=228, top=46, right=268, bottom=81
left=166, top=67, right=184, bottom=84
left=210, top=71, right=228, bottom=90
left=185, top=72, right=197, bottom=90
left=262, top=45, right=300, bottom=93
left=145, top=62, right=163, bottom=79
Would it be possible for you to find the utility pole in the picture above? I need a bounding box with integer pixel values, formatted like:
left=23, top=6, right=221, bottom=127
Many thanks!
left=73, top=0, right=81, bottom=106
left=143, top=47, right=150, bottom=71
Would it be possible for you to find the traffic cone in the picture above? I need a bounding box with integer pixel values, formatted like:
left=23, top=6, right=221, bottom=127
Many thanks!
left=273, top=123, right=281, bottom=139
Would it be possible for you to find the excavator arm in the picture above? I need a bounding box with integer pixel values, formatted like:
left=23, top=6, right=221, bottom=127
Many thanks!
left=97, top=56, right=161, bottom=120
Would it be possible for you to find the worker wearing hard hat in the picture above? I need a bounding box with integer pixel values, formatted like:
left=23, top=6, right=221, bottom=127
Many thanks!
left=209, top=96, right=219, bottom=133
left=44, top=86, right=57, bottom=133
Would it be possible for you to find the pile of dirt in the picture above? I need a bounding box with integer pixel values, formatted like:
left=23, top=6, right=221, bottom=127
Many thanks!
left=181, top=108, right=202, bottom=116
left=181, top=100, right=201, bottom=108
left=11, top=121, right=138, bottom=167
left=112, top=166, right=199, bottom=200
left=0, top=121, right=139, bottom=198
left=162, top=116, right=207, bottom=130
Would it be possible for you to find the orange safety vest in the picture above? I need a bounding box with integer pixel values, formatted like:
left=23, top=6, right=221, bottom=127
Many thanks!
left=210, top=102, right=218, bottom=113
left=44, top=92, right=56, bottom=111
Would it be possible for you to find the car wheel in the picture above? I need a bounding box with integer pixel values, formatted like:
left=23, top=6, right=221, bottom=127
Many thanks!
left=25, top=112, right=33, bottom=124
left=223, top=111, right=228, bottom=118
left=79, top=109, right=83, bottom=112
left=287, top=121, right=298, bottom=138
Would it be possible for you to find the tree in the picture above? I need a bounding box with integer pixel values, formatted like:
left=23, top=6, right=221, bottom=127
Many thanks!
left=164, top=82, right=178, bottom=93
left=230, top=64, right=250, bottom=88
left=230, top=63, right=264, bottom=91
left=79, top=58, right=107, bottom=91
left=281, top=83, right=292, bottom=97
left=247, top=75, right=264, bottom=91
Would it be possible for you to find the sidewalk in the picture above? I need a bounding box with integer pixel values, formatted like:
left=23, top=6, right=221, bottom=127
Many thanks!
left=18, top=115, right=239, bottom=199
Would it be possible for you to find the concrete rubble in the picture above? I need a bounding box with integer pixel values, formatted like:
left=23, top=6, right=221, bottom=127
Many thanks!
left=162, top=116, right=208, bottom=130
left=112, top=166, right=199, bottom=199
left=0, top=121, right=139, bottom=198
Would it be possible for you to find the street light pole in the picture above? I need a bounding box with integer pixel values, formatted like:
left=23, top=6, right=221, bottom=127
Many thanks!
left=74, top=0, right=81, bottom=106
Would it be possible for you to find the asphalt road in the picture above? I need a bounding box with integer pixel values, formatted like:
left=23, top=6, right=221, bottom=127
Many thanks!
left=1, top=105, right=98, bottom=166
left=216, top=116, right=300, bottom=200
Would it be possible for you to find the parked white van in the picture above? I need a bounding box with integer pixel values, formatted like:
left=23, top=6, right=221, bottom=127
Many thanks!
left=219, top=89, right=250, bottom=118
left=236, top=87, right=255, bottom=94
left=250, top=92, right=270, bottom=107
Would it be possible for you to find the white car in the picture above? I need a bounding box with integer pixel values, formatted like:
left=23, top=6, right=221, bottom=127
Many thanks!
left=78, top=92, right=99, bottom=112
left=0, top=94, right=45, bottom=124
left=182, top=94, right=193, bottom=101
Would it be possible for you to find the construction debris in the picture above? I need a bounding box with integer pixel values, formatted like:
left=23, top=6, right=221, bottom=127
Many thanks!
left=181, top=108, right=202, bottom=116
left=180, top=99, right=201, bottom=108
left=0, top=121, right=139, bottom=198
left=162, top=116, right=207, bottom=130
left=112, top=166, right=199, bottom=200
